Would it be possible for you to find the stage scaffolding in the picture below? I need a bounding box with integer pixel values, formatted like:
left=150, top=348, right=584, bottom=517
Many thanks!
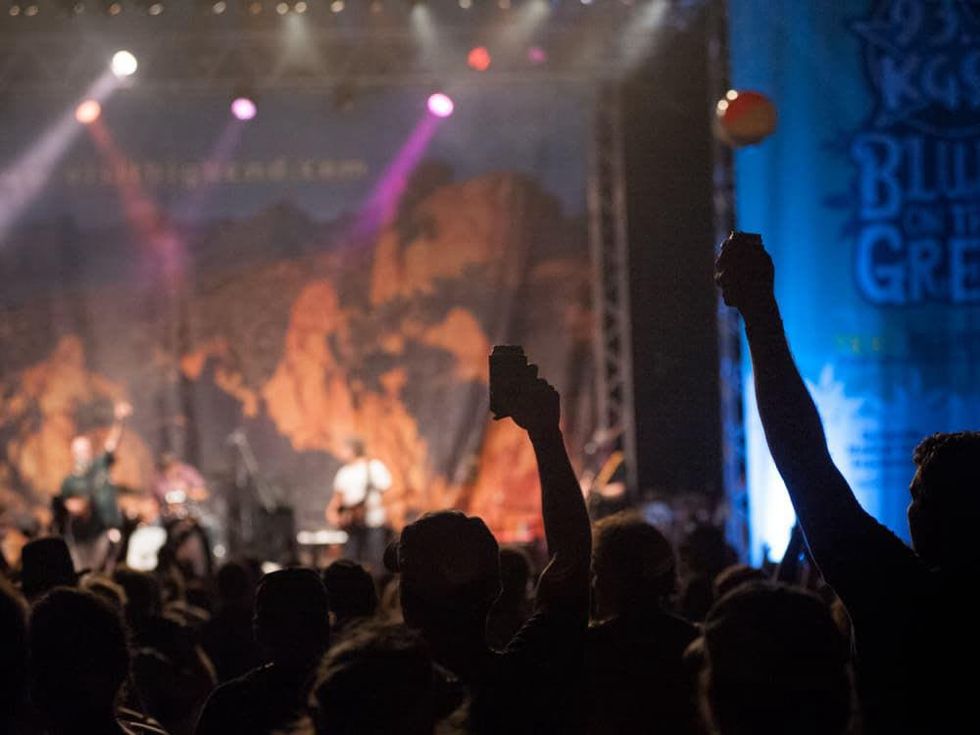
left=706, top=0, right=749, bottom=559
left=587, top=81, right=638, bottom=500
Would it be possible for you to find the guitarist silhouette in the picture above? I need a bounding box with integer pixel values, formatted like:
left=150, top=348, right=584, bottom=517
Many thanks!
left=325, top=439, right=392, bottom=570
left=54, top=401, right=132, bottom=571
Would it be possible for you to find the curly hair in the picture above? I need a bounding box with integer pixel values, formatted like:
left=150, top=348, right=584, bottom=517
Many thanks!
left=911, top=431, right=980, bottom=504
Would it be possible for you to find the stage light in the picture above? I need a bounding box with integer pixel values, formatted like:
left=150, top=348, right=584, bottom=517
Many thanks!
left=580, top=0, right=593, bottom=5
left=75, top=99, right=102, bottom=125
left=498, top=0, right=510, bottom=9
left=211, top=0, right=226, bottom=11
left=104, top=0, right=122, bottom=14
left=370, top=0, right=382, bottom=14
left=6, top=3, right=41, bottom=16
left=275, top=1, right=287, bottom=13
left=427, top=92, right=454, bottom=118
left=111, top=50, right=138, bottom=78
left=467, top=46, right=491, bottom=72
left=528, top=46, right=547, bottom=64
left=148, top=2, right=164, bottom=15
left=330, top=0, right=343, bottom=11
left=459, top=0, right=471, bottom=8
left=231, top=96, right=257, bottom=121
left=247, top=0, right=262, bottom=14
left=294, top=0, right=307, bottom=12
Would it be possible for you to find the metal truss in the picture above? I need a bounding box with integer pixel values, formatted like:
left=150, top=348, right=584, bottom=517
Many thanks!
left=0, top=22, right=622, bottom=95
left=587, top=80, right=638, bottom=498
left=0, top=2, right=710, bottom=95
left=706, top=0, right=749, bottom=559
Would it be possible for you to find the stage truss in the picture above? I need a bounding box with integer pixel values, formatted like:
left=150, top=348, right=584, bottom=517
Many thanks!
left=587, top=81, right=638, bottom=498
left=707, top=0, right=749, bottom=558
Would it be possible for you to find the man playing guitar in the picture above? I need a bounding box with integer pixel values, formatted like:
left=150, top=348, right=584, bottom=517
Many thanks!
left=54, top=401, right=132, bottom=571
left=325, top=439, right=392, bottom=570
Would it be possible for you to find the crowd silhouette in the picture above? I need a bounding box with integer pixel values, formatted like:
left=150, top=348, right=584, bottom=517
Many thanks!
left=1, top=232, right=977, bottom=734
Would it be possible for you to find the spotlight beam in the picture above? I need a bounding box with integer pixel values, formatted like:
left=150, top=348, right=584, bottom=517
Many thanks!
left=349, top=113, right=442, bottom=242
left=0, top=70, right=120, bottom=246
left=86, top=118, right=186, bottom=284
left=619, top=0, right=670, bottom=70
left=172, top=118, right=248, bottom=225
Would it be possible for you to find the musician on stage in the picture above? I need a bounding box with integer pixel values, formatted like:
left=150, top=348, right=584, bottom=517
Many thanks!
left=54, top=401, right=132, bottom=571
left=325, top=439, right=392, bottom=570
left=152, top=451, right=214, bottom=578
left=153, top=451, right=209, bottom=520
left=579, top=427, right=629, bottom=521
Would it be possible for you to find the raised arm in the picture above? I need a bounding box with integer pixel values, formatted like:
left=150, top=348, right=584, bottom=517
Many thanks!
left=510, top=377, right=592, bottom=613
left=103, top=401, right=132, bottom=455
left=715, top=234, right=869, bottom=555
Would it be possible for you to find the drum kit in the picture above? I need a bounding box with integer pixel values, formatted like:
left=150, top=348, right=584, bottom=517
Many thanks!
left=120, top=482, right=223, bottom=575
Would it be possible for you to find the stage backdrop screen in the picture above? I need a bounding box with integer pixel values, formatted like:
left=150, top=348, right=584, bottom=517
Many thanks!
left=731, top=0, right=980, bottom=562
left=0, top=83, right=595, bottom=542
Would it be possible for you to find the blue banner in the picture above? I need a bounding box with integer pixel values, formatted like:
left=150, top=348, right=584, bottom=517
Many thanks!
left=731, top=0, right=980, bottom=562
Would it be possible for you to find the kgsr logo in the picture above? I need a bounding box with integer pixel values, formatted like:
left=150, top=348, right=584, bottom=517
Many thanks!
left=853, top=0, right=980, bottom=137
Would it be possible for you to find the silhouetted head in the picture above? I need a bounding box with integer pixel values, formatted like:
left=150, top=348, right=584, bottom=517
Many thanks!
left=700, top=582, right=851, bottom=735
left=908, top=432, right=980, bottom=569
left=712, top=564, right=767, bottom=602
left=321, top=559, right=378, bottom=629
left=70, top=435, right=93, bottom=469
left=29, top=588, right=130, bottom=727
left=311, top=623, right=439, bottom=735
left=592, top=512, right=677, bottom=619
left=254, top=568, right=330, bottom=666
left=0, top=577, right=28, bottom=722
left=113, top=567, right=163, bottom=623
left=679, top=523, right=737, bottom=577
left=386, top=511, right=500, bottom=635
left=80, top=573, right=127, bottom=612
left=497, top=546, right=532, bottom=605
left=216, top=559, right=259, bottom=609
left=21, top=536, right=77, bottom=602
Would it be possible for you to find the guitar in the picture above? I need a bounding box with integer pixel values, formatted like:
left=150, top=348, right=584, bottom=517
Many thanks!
left=336, top=501, right=368, bottom=531
left=332, top=460, right=377, bottom=531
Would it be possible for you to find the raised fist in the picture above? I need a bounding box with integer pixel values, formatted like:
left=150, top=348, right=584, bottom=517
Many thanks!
left=714, top=231, right=776, bottom=315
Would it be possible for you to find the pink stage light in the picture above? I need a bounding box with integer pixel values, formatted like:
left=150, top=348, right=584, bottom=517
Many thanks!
left=427, top=93, right=454, bottom=118
left=231, top=96, right=257, bottom=121
left=75, top=99, right=102, bottom=125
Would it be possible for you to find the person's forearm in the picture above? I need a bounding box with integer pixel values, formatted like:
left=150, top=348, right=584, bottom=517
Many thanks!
left=105, top=419, right=125, bottom=454
left=530, top=428, right=591, bottom=567
left=743, top=299, right=861, bottom=524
